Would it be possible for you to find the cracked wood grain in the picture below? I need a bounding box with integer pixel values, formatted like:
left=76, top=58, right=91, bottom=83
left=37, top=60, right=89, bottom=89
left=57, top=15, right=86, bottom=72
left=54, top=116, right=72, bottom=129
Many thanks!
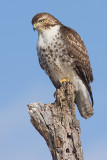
left=27, top=82, right=83, bottom=160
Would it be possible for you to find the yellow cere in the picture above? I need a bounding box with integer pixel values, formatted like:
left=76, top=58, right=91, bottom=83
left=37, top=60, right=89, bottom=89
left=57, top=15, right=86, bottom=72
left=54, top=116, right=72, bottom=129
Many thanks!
left=33, top=23, right=36, bottom=27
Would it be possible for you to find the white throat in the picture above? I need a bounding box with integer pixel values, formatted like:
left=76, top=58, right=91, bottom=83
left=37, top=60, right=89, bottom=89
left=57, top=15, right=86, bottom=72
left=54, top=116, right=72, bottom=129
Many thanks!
left=37, top=25, right=61, bottom=48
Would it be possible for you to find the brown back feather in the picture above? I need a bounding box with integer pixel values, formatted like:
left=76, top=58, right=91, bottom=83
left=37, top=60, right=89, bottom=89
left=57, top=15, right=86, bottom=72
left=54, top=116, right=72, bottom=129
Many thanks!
left=60, top=25, right=94, bottom=106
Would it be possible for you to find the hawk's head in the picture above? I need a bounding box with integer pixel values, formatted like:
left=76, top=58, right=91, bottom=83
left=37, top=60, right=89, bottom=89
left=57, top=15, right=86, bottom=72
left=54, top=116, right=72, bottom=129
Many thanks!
left=32, top=13, right=61, bottom=32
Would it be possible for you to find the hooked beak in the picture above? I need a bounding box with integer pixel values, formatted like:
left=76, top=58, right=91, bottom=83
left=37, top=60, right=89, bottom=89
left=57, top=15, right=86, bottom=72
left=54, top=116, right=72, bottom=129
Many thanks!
left=33, top=23, right=37, bottom=31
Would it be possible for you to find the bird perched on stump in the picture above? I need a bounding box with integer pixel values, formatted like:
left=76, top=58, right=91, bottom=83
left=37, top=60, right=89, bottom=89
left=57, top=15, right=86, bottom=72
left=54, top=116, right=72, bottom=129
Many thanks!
left=32, top=12, right=94, bottom=119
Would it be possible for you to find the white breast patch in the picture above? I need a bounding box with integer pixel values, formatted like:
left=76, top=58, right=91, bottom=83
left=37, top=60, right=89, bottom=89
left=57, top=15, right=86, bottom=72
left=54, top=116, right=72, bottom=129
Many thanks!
left=37, top=25, right=61, bottom=53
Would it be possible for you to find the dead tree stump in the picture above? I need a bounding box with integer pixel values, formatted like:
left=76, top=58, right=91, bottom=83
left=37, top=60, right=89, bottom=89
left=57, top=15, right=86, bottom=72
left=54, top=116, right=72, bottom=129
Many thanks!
left=27, top=82, right=84, bottom=160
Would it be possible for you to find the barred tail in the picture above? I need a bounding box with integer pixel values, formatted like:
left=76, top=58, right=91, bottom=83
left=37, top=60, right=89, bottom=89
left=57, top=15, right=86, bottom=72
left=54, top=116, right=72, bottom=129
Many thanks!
left=75, top=83, right=93, bottom=119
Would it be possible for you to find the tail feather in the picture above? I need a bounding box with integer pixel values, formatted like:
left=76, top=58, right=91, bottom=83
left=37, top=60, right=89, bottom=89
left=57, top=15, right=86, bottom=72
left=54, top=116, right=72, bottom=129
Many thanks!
left=75, top=86, right=93, bottom=119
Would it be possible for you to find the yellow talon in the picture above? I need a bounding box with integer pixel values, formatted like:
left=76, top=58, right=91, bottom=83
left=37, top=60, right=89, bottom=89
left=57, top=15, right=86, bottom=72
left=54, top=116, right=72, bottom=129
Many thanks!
left=59, top=78, right=70, bottom=83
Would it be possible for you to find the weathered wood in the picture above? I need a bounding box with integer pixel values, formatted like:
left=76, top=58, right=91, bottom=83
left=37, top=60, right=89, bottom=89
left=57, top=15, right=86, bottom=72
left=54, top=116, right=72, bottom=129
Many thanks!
left=27, top=82, right=83, bottom=160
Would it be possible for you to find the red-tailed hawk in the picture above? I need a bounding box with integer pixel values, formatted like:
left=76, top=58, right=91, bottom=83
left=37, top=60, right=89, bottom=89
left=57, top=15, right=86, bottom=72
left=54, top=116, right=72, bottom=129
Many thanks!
left=32, top=13, right=94, bottom=119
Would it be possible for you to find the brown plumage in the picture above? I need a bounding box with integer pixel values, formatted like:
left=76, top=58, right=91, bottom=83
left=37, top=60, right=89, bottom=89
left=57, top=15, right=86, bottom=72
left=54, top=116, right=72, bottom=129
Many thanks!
left=32, top=13, right=94, bottom=118
left=60, top=26, right=94, bottom=106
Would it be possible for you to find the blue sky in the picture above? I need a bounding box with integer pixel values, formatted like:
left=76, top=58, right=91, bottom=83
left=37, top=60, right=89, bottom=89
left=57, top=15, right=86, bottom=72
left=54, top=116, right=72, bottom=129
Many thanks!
left=0, top=0, right=107, bottom=159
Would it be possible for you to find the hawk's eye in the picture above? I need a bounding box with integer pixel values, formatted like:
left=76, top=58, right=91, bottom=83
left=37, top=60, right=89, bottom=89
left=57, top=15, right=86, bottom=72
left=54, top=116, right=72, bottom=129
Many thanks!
left=38, top=19, right=44, bottom=23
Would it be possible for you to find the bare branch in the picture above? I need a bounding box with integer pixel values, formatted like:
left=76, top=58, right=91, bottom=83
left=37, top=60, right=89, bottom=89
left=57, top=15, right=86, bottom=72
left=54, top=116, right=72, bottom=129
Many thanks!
left=27, top=83, right=84, bottom=160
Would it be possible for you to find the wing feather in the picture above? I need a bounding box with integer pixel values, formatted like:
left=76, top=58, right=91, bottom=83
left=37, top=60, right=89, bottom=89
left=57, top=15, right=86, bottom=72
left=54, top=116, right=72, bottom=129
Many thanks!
left=60, top=25, right=94, bottom=105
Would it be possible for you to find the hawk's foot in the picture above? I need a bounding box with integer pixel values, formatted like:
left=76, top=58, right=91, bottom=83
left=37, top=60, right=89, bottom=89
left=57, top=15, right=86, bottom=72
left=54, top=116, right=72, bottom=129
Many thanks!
left=59, top=78, right=70, bottom=84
